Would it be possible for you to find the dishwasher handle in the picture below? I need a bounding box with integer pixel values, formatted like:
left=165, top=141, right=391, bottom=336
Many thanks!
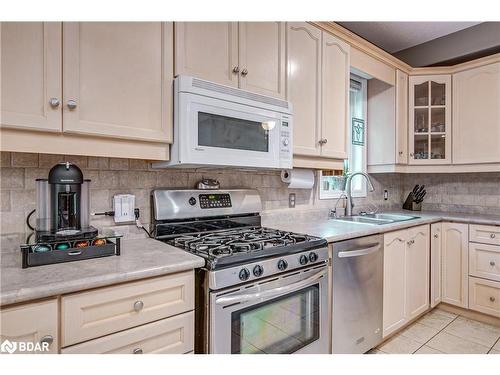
left=337, top=244, right=381, bottom=258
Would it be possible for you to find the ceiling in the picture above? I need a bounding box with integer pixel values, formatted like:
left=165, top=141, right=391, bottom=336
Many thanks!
left=337, top=22, right=482, bottom=53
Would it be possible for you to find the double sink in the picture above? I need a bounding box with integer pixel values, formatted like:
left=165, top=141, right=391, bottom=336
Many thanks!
left=333, top=213, right=419, bottom=226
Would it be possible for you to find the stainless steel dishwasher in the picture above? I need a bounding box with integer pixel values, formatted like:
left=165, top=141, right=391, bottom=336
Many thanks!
left=331, top=234, right=383, bottom=354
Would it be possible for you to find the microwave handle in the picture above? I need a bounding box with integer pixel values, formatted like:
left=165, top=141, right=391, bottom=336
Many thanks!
left=215, top=269, right=325, bottom=306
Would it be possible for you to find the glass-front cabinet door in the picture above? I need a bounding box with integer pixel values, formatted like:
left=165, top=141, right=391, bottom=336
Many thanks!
left=408, top=75, right=451, bottom=164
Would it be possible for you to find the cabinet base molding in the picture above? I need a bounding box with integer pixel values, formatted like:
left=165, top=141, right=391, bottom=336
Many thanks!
left=0, top=129, right=169, bottom=161
left=293, top=155, right=344, bottom=170
left=437, top=303, right=500, bottom=328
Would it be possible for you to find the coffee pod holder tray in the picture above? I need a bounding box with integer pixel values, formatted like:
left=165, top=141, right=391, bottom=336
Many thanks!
left=21, top=233, right=121, bottom=269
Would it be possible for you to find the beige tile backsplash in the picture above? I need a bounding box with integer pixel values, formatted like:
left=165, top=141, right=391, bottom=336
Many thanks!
left=1, top=151, right=500, bottom=251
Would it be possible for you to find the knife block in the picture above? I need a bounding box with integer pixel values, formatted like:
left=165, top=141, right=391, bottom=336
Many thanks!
left=402, top=193, right=422, bottom=211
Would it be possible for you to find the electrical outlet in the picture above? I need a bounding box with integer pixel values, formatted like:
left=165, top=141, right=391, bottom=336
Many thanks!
left=113, top=194, right=135, bottom=223
left=383, top=190, right=389, bottom=201
left=289, top=193, right=296, bottom=208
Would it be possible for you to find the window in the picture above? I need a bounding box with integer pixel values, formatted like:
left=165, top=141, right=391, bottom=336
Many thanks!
left=319, top=74, right=368, bottom=199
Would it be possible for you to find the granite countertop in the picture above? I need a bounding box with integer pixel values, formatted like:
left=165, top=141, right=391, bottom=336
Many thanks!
left=265, top=210, right=500, bottom=243
left=0, top=238, right=205, bottom=306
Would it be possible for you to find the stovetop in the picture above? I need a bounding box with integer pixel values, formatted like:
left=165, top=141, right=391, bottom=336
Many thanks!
left=159, top=225, right=327, bottom=270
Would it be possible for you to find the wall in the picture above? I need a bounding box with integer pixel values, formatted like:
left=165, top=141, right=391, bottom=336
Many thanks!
left=0, top=152, right=401, bottom=252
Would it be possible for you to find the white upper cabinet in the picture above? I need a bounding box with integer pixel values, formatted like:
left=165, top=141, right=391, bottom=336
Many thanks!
left=175, top=22, right=239, bottom=87
left=238, top=22, right=286, bottom=99
left=0, top=22, right=62, bottom=132
left=395, top=70, right=408, bottom=164
left=286, top=22, right=349, bottom=160
left=63, top=22, right=173, bottom=143
left=287, top=22, right=322, bottom=157
left=175, top=22, right=286, bottom=99
left=453, top=62, right=500, bottom=164
left=321, top=32, right=350, bottom=159
left=408, top=75, right=451, bottom=164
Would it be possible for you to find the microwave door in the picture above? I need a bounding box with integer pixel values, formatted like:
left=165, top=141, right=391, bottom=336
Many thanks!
left=183, top=96, right=281, bottom=168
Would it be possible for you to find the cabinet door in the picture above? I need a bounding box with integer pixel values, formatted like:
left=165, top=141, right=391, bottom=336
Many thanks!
left=406, top=225, right=430, bottom=319
left=287, top=22, right=322, bottom=156
left=321, top=32, right=350, bottom=159
left=238, top=22, right=286, bottom=99
left=453, top=62, right=500, bottom=164
left=0, top=22, right=62, bottom=132
left=430, top=223, right=442, bottom=307
left=383, top=229, right=408, bottom=337
left=408, top=75, right=451, bottom=164
left=395, top=70, right=408, bottom=164
left=441, top=222, right=469, bottom=308
left=175, top=22, right=238, bottom=87
left=63, top=22, right=173, bottom=143
left=0, top=299, right=58, bottom=354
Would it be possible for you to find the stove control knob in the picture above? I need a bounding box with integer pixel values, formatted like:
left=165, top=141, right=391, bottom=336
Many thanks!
left=239, top=268, right=250, bottom=281
left=253, top=265, right=264, bottom=277
left=188, top=197, right=196, bottom=206
left=309, top=252, right=318, bottom=263
left=277, top=259, right=288, bottom=271
left=299, top=255, right=308, bottom=265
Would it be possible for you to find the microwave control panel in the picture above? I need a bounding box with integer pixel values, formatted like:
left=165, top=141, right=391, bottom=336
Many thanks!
left=280, top=119, right=291, bottom=156
left=199, top=193, right=232, bottom=209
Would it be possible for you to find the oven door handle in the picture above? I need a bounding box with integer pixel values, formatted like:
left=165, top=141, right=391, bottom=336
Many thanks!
left=215, top=269, right=325, bottom=306
left=337, top=245, right=380, bottom=258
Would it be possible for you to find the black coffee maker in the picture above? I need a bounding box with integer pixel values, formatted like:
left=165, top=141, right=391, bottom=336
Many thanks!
left=36, top=162, right=97, bottom=241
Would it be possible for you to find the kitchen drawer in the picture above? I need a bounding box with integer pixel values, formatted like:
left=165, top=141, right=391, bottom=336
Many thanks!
left=470, top=224, right=500, bottom=246
left=468, top=277, right=500, bottom=318
left=469, top=242, right=500, bottom=282
left=61, top=311, right=194, bottom=354
left=0, top=299, right=58, bottom=354
left=61, top=271, right=194, bottom=347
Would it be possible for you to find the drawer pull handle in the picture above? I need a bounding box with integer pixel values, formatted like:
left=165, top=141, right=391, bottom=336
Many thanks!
left=133, top=300, right=144, bottom=312
left=491, top=233, right=496, bottom=239
left=40, top=335, right=54, bottom=347
left=133, top=348, right=143, bottom=354
left=490, top=296, right=496, bottom=302
left=491, top=261, right=496, bottom=267
left=407, top=239, right=415, bottom=246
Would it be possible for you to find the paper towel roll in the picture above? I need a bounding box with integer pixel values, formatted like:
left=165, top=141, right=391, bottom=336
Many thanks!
left=281, top=169, right=315, bottom=189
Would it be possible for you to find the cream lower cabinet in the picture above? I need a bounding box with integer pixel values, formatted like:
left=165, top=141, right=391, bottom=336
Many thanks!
left=383, top=225, right=430, bottom=337
left=453, top=62, right=500, bottom=164
left=430, top=223, right=442, bottom=307
left=287, top=22, right=349, bottom=160
left=441, top=222, right=469, bottom=308
left=0, top=299, right=58, bottom=354
left=0, top=22, right=62, bottom=132
left=175, top=22, right=286, bottom=99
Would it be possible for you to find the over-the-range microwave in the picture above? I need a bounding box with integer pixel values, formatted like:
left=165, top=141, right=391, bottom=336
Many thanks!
left=152, top=75, right=293, bottom=169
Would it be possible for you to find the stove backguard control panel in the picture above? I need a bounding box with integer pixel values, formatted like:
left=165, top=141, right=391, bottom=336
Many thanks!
left=199, top=193, right=232, bottom=209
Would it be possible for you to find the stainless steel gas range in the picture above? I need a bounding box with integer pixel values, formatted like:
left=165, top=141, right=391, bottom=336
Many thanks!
left=152, top=189, right=329, bottom=354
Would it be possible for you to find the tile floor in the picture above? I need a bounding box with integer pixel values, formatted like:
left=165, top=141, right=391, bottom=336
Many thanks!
left=371, top=308, right=500, bottom=354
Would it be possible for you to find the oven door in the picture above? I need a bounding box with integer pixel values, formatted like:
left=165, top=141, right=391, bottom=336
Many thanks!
left=209, top=265, right=328, bottom=354
left=177, top=92, right=291, bottom=169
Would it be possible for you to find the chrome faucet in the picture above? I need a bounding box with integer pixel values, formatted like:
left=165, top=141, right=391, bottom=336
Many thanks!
left=345, top=172, right=375, bottom=216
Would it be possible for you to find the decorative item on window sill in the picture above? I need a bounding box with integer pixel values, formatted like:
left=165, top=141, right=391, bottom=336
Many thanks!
left=403, top=184, right=426, bottom=211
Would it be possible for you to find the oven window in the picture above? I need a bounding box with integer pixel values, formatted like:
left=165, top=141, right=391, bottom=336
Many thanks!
left=198, top=112, right=270, bottom=152
left=231, top=285, right=320, bottom=354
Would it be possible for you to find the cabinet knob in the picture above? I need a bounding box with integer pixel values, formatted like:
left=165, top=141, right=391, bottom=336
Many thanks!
left=490, top=296, right=496, bottom=302
left=40, top=335, right=54, bottom=347
left=490, top=233, right=496, bottom=239
left=67, top=99, right=77, bottom=110
left=133, top=348, right=143, bottom=354
left=232, top=66, right=240, bottom=74
left=434, top=234, right=439, bottom=239
left=410, top=153, right=414, bottom=157
left=398, top=151, right=403, bottom=156
left=241, top=68, right=248, bottom=76
left=133, top=300, right=144, bottom=312
left=490, top=261, right=496, bottom=267
left=49, top=98, right=60, bottom=108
